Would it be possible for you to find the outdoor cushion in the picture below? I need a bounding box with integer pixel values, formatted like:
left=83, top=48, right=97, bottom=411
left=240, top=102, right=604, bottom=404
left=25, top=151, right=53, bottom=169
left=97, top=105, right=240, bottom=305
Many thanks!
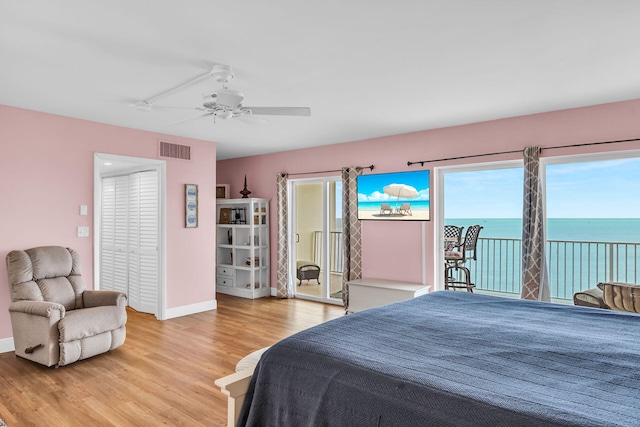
left=573, top=287, right=609, bottom=309
left=444, top=251, right=463, bottom=259
left=597, top=282, right=640, bottom=313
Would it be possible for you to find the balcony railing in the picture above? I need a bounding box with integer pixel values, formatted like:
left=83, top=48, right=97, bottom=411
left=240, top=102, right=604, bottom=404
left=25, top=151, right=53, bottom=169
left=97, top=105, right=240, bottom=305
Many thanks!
left=466, top=238, right=640, bottom=302
left=309, top=232, right=639, bottom=302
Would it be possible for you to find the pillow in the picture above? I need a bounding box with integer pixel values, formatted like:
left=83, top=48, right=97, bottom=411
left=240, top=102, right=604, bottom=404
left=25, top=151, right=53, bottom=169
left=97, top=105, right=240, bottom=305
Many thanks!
left=573, top=287, right=608, bottom=309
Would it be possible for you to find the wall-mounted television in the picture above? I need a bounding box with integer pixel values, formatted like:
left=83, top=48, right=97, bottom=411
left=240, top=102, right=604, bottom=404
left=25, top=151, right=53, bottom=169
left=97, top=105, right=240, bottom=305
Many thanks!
left=357, top=170, right=430, bottom=221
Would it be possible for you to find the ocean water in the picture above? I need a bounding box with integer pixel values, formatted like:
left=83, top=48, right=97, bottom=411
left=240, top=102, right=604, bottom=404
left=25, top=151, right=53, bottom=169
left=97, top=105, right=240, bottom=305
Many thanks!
left=446, top=218, right=640, bottom=297
left=446, top=218, right=640, bottom=243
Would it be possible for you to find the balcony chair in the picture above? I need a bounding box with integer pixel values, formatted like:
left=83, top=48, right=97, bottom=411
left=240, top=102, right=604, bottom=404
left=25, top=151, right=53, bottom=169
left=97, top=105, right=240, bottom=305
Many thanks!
left=574, top=282, right=640, bottom=313
left=445, top=225, right=483, bottom=292
left=598, top=282, right=640, bottom=312
left=6, top=246, right=127, bottom=367
left=444, top=225, right=464, bottom=251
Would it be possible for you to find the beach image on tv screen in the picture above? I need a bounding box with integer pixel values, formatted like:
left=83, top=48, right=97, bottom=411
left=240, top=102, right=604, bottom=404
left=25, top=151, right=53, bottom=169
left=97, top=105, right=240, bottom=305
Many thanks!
left=357, top=170, right=430, bottom=220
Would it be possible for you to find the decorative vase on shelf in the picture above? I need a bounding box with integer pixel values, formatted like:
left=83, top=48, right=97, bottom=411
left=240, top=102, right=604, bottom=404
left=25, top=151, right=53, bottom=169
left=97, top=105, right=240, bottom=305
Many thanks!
left=240, top=175, right=252, bottom=198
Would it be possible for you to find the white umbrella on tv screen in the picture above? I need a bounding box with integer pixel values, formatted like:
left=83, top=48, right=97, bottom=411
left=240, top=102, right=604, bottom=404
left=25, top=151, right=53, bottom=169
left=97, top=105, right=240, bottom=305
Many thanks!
left=383, top=183, right=418, bottom=209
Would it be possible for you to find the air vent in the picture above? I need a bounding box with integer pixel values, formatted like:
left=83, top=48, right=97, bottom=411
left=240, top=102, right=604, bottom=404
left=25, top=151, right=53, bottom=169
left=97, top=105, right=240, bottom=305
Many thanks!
left=159, top=141, right=191, bottom=160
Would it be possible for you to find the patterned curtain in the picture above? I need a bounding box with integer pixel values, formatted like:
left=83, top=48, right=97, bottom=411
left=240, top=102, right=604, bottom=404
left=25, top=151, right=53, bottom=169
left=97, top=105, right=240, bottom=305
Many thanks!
left=276, top=173, right=291, bottom=298
left=341, top=167, right=363, bottom=310
left=521, top=146, right=551, bottom=301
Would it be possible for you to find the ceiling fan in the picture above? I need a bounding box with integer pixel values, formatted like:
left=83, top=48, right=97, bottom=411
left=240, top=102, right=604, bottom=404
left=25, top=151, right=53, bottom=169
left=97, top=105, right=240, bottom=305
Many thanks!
left=130, top=64, right=311, bottom=124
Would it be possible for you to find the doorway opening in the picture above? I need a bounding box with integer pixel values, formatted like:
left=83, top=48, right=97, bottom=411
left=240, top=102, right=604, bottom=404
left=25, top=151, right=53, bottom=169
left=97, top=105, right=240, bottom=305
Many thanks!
left=290, top=177, right=343, bottom=304
left=434, top=160, right=523, bottom=292
left=93, top=153, right=167, bottom=319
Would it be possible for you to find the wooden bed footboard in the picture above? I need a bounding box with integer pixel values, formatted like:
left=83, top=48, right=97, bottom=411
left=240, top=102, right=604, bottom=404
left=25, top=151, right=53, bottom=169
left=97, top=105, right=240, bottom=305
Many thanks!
left=215, top=368, right=255, bottom=426
left=215, top=346, right=271, bottom=425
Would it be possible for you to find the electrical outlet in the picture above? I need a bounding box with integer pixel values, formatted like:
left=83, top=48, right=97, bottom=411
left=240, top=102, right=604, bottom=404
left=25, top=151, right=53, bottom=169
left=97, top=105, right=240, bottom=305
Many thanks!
left=80, top=205, right=88, bottom=215
left=77, top=226, right=89, bottom=237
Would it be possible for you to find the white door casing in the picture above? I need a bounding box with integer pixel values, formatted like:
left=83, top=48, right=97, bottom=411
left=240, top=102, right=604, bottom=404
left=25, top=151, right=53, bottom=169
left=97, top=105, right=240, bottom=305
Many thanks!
left=94, top=153, right=166, bottom=320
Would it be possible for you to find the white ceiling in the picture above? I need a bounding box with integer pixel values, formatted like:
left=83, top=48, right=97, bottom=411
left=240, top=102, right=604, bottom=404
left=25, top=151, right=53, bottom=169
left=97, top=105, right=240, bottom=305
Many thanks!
left=2, top=1, right=640, bottom=160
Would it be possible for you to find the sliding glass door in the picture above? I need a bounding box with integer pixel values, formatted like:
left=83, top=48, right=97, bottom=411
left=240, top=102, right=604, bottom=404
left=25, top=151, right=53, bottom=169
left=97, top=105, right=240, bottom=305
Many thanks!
left=436, top=149, right=640, bottom=302
left=543, top=152, right=640, bottom=300
left=435, top=161, right=523, bottom=294
left=290, top=177, right=343, bottom=304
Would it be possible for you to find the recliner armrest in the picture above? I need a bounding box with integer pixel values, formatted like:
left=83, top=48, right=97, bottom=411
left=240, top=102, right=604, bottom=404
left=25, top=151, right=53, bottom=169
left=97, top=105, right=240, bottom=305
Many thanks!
left=9, top=300, right=66, bottom=318
left=83, top=290, right=127, bottom=308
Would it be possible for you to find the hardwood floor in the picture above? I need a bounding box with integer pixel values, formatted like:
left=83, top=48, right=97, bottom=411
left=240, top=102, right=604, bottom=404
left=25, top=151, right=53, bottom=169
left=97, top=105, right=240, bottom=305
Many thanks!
left=295, top=272, right=343, bottom=299
left=0, top=293, right=345, bottom=426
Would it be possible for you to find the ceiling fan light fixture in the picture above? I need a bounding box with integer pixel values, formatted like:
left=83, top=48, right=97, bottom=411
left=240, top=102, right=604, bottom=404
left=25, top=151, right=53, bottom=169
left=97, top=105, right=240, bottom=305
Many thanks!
left=203, top=89, right=244, bottom=109
left=216, top=110, right=234, bottom=119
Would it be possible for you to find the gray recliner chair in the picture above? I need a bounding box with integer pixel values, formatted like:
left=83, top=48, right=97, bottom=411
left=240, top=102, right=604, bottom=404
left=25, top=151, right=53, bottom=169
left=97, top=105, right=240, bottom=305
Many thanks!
left=6, top=246, right=127, bottom=367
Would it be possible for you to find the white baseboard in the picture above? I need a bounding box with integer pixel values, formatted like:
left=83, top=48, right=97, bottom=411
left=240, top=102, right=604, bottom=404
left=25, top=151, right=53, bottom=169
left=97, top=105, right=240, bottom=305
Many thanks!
left=271, top=287, right=277, bottom=297
left=164, top=299, right=217, bottom=320
left=0, top=337, right=15, bottom=354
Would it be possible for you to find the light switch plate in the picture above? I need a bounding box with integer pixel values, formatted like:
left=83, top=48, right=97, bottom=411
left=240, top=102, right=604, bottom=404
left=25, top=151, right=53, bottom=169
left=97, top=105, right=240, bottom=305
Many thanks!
left=77, top=226, right=89, bottom=237
left=80, top=205, right=88, bottom=215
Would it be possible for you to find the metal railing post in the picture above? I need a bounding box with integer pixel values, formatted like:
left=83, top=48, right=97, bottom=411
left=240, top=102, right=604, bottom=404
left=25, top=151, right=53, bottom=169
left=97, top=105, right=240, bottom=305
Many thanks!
left=609, top=243, right=614, bottom=282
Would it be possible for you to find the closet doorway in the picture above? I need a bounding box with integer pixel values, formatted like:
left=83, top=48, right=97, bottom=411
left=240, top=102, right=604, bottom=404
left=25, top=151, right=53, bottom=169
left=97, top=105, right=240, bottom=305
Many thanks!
left=93, top=153, right=166, bottom=319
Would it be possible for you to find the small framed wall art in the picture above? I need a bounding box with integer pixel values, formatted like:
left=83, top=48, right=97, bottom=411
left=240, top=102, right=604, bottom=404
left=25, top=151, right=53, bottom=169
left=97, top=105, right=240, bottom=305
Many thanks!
left=216, top=184, right=230, bottom=199
left=185, top=184, right=198, bottom=228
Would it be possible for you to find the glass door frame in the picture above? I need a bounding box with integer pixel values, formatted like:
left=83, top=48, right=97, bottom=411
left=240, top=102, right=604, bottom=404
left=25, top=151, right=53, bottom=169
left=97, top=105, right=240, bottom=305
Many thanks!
left=433, top=159, right=523, bottom=291
left=288, top=176, right=343, bottom=305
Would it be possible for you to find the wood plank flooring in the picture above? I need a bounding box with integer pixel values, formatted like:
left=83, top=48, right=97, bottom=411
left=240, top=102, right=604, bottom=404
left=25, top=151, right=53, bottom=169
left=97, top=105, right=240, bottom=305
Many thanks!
left=0, top=293, right=345, bottom=426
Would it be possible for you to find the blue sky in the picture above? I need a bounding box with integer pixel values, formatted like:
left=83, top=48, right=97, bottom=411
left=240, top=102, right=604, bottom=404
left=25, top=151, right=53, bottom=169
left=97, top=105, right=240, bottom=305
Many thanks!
left=358, top=170, right=430, bottom=202
left=445, top=157, right=640, bottom=218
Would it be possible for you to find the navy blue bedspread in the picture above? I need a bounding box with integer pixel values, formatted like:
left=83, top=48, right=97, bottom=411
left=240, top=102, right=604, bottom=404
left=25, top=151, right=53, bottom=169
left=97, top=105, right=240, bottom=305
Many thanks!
left=238, top=291, right=640, bottom=426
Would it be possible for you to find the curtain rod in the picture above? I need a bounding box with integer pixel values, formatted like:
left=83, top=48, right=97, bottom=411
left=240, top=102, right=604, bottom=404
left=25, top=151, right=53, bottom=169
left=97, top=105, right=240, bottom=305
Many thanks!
left=281, top=165, right=374, bottom=177
left=407, top=137, right=640, bottom=167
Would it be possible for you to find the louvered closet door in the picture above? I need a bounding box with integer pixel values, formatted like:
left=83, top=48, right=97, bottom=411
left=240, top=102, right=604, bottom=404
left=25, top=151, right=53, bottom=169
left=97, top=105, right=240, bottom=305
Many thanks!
left=100, top=175, right=129, bottom=295
left=128, top=170, right=159, bottom=314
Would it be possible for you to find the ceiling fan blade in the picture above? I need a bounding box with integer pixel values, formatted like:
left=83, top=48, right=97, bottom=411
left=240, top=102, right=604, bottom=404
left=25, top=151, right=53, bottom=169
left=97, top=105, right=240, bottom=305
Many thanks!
left=245, top=107, right=311, bottom=116
left=169, top=112, right=214, bottom=126
left=235, top=114, right=267, bottom=124
left=143, top=65, right=227, bottom=104
left=129, top=101, right=204, bottom=112
left=153, top=105, right=206, bottom=112
left=128, top=101, right=153, bottom=111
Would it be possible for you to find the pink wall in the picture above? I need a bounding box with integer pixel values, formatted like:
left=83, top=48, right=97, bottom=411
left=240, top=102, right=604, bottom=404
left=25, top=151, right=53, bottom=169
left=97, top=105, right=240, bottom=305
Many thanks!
left=0, top=105, right=217, bottom=340
left=217, top=99, right=640, bottom=289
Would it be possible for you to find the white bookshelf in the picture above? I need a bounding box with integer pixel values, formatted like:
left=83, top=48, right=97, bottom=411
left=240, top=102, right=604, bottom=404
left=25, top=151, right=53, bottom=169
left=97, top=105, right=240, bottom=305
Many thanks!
left=216, top=198, right=270, bottom=299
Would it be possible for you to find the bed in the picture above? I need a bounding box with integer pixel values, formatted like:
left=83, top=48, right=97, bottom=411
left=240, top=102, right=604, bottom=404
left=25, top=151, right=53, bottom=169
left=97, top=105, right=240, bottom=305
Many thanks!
left=231, top=291, right=640, bottom=426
